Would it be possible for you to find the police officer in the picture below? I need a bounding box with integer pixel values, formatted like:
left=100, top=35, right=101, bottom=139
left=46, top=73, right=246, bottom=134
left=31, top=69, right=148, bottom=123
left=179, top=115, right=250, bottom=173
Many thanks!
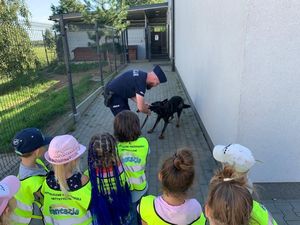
left=104, top=65, right=167, bottom=116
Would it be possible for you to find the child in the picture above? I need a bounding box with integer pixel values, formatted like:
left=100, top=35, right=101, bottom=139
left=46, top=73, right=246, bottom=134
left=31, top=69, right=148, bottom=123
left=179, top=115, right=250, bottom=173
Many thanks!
left=213, top=143, right=255, bottom=193
left=114, top=110, right=150, bottom=224
left=88, top=133, right=132, bottom=225
left=0, top=176, right=20, bottom=225
left=41, top=134, right=92, bottom=225
left=206, top=166, right=278, bottom=225
left=138, top=149, right=206, bottom=225
left=11, top=127, right=52, bottom=224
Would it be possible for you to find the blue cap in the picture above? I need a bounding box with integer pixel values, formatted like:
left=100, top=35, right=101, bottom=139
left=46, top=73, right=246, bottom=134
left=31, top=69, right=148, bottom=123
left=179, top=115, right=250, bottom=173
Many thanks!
left=12, top=128, right=52, bottom=156
left=153, top=65, right=167, bottom=83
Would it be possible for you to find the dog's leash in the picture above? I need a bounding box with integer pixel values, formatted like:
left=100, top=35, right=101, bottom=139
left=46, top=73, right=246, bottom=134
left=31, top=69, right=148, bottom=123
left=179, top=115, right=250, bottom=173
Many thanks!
left=137, top=110, right=150, bottom=129
left=140, top=115, right=149, bottom=129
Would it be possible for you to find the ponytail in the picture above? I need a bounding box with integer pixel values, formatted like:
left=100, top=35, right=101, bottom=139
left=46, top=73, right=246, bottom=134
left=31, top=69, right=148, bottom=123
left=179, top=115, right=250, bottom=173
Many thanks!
left=206, top=166, right=253, bottom=225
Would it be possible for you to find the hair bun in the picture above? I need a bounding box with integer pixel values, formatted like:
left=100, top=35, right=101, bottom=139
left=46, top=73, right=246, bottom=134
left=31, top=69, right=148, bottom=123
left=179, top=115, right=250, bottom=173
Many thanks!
left=173, top=149, right=194, bottom=171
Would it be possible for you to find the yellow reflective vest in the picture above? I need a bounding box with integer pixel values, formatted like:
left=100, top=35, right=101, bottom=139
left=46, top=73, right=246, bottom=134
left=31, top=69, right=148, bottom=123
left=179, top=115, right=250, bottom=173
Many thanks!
left=250, top=200, right=278, bottom=225
left=139, top=195, right=206, bottom=225
left=41, top=176, right=92, bottom=225
left=11, top=158, right=48, bottom=225
left=117, top=137, right=149, bottom=191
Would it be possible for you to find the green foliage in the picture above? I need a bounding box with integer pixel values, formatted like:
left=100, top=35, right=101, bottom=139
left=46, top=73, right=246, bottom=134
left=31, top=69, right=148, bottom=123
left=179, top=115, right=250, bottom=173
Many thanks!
left=83, top=0, right=128, bottom=31
left=43, top=29, right=56, bottom=49
left=125, top=0, right=165, bottom=7
left=0, top=23, right=38, bottom=78
left=0, top=0, right=31, bottom=25
left=51, top=0, right=86, bottom=32
left=51, top=0, right=86, bottom=15
left=33, top=46, right=57, bottom=67
left=52, top=62, right=107, bottom=74
left=0, top=1, right=39, bottom=78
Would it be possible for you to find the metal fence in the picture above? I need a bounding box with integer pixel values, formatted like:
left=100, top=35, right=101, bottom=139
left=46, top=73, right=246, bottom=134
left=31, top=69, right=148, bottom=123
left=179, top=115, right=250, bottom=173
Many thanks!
left=0, top=18, right=128, bottom=179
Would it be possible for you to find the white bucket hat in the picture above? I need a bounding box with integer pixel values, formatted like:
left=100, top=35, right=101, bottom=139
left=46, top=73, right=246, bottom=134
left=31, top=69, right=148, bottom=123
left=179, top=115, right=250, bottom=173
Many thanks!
left=213, top=144, right=255, bottom=173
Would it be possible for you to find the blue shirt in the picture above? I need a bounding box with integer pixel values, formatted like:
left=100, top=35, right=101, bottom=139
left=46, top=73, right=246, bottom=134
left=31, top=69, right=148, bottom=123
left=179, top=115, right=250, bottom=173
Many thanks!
left=107, top=70, right=147, bottom=99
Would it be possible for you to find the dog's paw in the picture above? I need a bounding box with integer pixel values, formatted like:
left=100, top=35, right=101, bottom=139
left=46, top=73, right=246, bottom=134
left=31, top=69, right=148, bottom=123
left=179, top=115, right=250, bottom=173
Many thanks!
left=147, top=130, right=153, bottom=133
left=159, top=135, right=164, bottom=139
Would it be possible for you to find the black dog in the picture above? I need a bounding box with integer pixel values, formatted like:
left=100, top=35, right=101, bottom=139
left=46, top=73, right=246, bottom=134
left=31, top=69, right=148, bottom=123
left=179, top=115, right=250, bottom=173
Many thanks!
left=148, top=96, right=190, bottom=139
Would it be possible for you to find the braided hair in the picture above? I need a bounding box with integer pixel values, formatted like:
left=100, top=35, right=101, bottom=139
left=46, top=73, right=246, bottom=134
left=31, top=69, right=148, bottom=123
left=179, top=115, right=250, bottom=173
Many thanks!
left=88, top=133, right=131, bottom=225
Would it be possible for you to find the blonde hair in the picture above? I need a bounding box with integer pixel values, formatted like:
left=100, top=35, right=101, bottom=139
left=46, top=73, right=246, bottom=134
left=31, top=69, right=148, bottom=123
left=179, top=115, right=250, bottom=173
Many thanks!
left=52, top=159, right=80, bottom=195
left=206, top=166, right=253, bottom=225
left=0, top=198, right=16, bottom=225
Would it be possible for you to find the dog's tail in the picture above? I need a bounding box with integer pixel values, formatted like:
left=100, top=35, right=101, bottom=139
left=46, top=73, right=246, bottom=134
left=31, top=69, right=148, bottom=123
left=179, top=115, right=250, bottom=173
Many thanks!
left=183, top=104, right=191, bottom=109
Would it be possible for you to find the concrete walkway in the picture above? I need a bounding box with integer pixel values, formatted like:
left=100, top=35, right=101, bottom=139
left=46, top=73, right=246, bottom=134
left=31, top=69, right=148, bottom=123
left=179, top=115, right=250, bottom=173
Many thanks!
left=70, top=61, right=300, bottom=225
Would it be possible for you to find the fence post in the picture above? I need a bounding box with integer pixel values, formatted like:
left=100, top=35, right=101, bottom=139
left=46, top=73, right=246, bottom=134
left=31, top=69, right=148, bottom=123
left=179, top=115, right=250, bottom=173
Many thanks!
left=59, top=14, right=78, bottom=122
left=95, top=22, right=104, bottom=86
left=122, top=31, right=126, bottom=64
left=125, top=28, right=129, bottom=63
left=42, top=30, right=50, bottom=66
left=112, top=29, right=117, bottom=72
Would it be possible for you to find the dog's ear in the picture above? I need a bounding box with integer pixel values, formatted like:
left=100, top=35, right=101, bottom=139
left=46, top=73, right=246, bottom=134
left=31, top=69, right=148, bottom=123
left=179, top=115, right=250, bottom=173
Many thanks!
left=162, top=99, right=168, bottom=103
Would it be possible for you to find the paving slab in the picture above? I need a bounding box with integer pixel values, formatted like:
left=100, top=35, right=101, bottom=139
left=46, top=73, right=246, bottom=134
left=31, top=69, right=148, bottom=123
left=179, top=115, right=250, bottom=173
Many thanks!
left=69, top=61, right=300, bottom=225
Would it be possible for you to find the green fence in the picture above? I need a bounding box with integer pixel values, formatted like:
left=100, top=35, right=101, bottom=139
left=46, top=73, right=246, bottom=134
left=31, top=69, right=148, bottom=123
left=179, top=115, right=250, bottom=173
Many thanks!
left=0, top=20, right=127, bottom=179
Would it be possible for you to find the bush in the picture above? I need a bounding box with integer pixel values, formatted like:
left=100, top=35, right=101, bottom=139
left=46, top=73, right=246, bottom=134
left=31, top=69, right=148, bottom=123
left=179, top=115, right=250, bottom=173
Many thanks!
left=0, top=23, right=38, bottom=79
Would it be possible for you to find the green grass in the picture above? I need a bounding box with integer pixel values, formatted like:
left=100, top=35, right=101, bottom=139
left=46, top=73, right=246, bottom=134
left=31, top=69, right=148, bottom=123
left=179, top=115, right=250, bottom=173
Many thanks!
left=52, top=62, right=107, bottom=74
left=0, top=75, right=98, bottom=153
left=33, top=46, right=57, bottom=67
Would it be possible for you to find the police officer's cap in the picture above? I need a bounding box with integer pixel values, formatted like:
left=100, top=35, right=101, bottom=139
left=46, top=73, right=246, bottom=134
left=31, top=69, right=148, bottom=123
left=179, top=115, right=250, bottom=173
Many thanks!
left=153, top=65, right=167, bottom=83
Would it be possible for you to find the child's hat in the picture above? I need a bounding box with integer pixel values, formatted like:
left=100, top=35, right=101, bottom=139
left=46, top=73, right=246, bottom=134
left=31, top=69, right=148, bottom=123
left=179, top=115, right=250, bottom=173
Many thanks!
left=44, top=135, right=86, bottom=165
left=153, top=65, right=167, bottom=83
left=0, top=175, right=20, bottom=215
left=213, top=144, right=255, bottom=173
left=12, top=128, right=52, bottom=156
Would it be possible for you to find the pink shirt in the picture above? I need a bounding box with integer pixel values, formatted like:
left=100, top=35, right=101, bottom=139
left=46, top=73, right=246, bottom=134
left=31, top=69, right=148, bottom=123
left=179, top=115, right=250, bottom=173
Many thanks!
left=153, top=196, right=202, bottom=224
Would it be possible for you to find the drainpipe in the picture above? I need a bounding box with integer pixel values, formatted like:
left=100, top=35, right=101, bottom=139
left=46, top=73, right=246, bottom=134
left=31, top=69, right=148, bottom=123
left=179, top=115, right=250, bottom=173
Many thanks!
left=171, top=0, right=175, bottom=71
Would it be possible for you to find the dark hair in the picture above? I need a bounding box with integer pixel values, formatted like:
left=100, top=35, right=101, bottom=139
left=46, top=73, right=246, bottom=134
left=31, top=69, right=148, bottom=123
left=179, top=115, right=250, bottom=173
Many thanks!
left=206, top=166, right=253, bottom=225
left=114, top=110, right=141, bottom=142
left=88, top=133, right=131, bottom=225
left=160, top=148, right=195, bottom=197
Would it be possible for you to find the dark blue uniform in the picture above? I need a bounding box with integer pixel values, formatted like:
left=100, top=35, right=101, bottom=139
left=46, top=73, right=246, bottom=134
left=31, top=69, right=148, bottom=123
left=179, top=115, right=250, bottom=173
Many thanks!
left=106, top=69, right=147, bottom=116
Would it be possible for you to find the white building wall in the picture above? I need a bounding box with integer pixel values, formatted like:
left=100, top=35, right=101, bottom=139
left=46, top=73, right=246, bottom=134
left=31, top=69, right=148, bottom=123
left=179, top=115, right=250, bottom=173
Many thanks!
left=175, top=0, right=300, bottom=182
left=128, top=27, right=146, bottom=60
left=67, top=31, right=90, bottom=60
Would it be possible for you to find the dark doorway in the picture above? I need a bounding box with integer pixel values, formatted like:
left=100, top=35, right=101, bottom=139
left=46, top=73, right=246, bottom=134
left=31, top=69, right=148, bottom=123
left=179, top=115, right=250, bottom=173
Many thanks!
left=150, top=26, right=168, bottom=59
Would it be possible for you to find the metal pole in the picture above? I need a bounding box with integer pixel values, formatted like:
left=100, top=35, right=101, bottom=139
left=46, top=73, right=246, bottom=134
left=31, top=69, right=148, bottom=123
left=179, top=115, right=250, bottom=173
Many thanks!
left=125, top=28, right=129, bottom=63
left=95, top=22, right=104, bottom=85
left=122, top=31, right=126, bottom=64
left=171, top=0, right=175, bottom=71
left=42, top=30, right=50, bottom=66
left=112, top=29, right=117, bottom=72
left=59, top=14, right=78, bottom=122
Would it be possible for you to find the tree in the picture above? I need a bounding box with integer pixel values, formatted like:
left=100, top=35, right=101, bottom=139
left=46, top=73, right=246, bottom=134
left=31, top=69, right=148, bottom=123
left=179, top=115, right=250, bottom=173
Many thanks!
left=83, top=0, right=128, bottom=31
left=43, top=29, right=56, bottom=50
left=0, top=0, right=38, bottom=78
left=125, top=0, right=165, bottom=7
left=51, top=0, right=86, bottom=15
left=83, top=0, right=166, bottom=31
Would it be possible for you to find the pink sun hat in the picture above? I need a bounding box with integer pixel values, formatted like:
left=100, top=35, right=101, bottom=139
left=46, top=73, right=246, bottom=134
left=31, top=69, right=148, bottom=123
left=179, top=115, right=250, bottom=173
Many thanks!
left=0, top=175, right=20, bottom=215
left=44, top=135, right=86, bottom=165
